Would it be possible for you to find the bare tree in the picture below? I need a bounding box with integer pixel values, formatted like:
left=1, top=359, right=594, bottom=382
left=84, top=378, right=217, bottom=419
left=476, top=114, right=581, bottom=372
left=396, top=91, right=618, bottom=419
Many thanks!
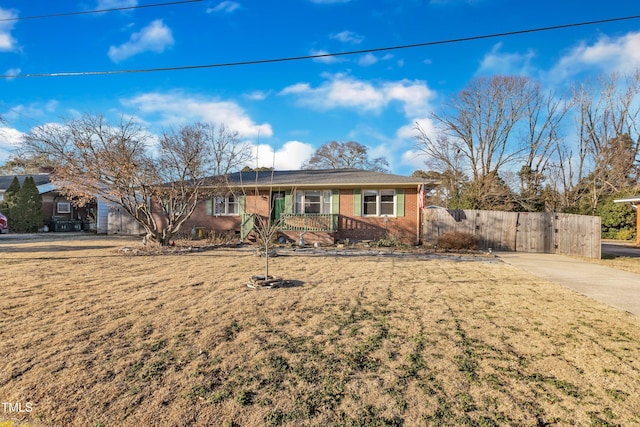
left=572, top=71, right=640, bottom=213
left=302, top=140, right=389, bottom=172
left=416, top=76, right=536, bottom=209
left=515, top=85, right=572, bottom=211
left=21, top=114, right=252, bottom=245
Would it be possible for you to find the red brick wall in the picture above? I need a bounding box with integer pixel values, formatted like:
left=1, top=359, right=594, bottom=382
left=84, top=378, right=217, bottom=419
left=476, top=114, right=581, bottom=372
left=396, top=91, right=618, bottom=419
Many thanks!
left=336, top=188, right=419, bottom=245
left=182, top=192, right=270, bottom=236
left=184, top=187, right=420, bottom=245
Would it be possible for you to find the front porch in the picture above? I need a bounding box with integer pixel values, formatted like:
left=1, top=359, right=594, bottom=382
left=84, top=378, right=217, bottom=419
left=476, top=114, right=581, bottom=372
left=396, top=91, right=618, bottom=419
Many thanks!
left=241, top=213, right=339, bottom=244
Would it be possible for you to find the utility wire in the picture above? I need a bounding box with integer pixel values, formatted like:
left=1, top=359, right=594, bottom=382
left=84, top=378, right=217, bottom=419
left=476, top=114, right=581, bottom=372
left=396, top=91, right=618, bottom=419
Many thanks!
left=2, top=14, right=639, bottom=79
left=0, top=0, right=203, bottom=22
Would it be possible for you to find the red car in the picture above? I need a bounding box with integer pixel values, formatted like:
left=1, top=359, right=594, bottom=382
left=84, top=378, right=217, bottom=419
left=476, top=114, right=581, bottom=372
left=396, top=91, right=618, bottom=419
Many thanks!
left=0, top=211, right=8, bottom=234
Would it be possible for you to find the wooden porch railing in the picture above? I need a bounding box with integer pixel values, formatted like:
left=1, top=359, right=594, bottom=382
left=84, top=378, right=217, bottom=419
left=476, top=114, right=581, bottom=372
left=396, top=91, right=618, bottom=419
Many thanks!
left=240, top=213, right=256, bottom=240
left=280, top=213, right=339, bottom=232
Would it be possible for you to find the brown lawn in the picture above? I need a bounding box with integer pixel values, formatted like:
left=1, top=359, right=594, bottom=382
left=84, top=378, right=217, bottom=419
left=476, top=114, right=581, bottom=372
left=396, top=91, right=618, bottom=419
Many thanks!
left=1, top=236, right=639, bottom=426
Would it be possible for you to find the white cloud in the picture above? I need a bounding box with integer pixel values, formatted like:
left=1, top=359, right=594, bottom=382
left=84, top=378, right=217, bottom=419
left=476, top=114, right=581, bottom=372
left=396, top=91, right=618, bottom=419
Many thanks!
left=309, top=49, right=342, bottom=64
left=3, top=101, right=59, bottom=121
left=253, top=140, right=315, bottom=170
left=357, top=53, right=394, bottom=67
left=281, top=74, right=435, bottom=118
left=397, top=117, right=438, bottom=171
left=0, top=126, right=24, bottom=164
left=477, top=42, right=536, bottom=76
left=401, top=148, right=428, bottom=171
left=0, top=126, right=23, bottom=148
left=358, top=53, right=378, bottom=67
left=3, top=68, right=20, bottom=79
left=97, top=0, right=137, bottom=9
left=243, top=90, right=270, bottom=101
left=108, top=19, right=174, bottom=62
left=331, top=30, right=364, bottom=44
left=0, top=8, right=18, bottom=51
left=207, top=1, right=241, bottom=14
left=121, top=92, right=272, bottom=138
left=549, top=31, right=640, bottom=82
left=280, top=83, right=311, bottom=95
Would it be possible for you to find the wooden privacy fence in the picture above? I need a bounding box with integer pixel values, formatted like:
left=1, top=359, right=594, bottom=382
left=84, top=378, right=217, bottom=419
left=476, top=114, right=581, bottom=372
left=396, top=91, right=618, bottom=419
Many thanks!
left=422, top=209, right=601, bottom=259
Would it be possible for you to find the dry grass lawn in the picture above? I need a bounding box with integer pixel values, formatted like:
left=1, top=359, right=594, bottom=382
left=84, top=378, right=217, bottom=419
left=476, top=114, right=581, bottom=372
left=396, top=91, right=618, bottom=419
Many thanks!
left=1, top=236, right=640, bottom=426
left=593, top=256, right=640, bottom=276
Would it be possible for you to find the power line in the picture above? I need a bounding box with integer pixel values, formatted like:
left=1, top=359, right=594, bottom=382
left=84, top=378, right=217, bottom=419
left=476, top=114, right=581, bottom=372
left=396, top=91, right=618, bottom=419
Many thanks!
left=2, top=14, right=639, bottom=79
left=0, top=0, right=204, bottom=22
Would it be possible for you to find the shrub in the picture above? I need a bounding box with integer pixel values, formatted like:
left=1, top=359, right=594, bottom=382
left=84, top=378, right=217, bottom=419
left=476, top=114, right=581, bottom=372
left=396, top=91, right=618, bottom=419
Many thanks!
left=614, top=228, right=636, bottom=241
left=373, top=233, right=405, bottom=248
left=436, top=231, right=479, bottom=251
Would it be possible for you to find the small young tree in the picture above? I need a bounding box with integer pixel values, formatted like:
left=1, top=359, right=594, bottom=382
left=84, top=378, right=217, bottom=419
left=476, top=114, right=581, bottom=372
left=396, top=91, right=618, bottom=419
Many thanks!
left=240, top=169, right=290, bottom=288
left=252, top=214, right=282, bottom=280
left=0, top=176, right=21, bottom=227
left=12, top=176, right=45, bottom=232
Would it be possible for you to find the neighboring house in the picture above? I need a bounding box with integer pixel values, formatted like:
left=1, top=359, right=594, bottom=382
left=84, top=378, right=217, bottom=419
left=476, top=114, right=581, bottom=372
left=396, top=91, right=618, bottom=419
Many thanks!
left=184, top=169, right=439, bottom=245
left=0, top=174, right=134, bottom=233
left=0, top=174, right=89, bottom=230
left=614, top=196, right=640, bottom=245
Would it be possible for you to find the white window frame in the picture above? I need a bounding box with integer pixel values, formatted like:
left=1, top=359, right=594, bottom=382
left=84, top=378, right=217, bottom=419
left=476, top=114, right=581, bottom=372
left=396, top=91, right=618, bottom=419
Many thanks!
left=362, top=189, right=396, bottom=217
left=294, top=190, right=332, bottom=214
left=213, top=194, right=239, bottom=216
left=57, top=201, right=72, bottom=214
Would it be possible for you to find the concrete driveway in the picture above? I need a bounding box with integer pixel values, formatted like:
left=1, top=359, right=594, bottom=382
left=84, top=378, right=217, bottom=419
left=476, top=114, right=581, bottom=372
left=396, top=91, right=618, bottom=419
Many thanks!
left=498, top=252, right=640, bottom=316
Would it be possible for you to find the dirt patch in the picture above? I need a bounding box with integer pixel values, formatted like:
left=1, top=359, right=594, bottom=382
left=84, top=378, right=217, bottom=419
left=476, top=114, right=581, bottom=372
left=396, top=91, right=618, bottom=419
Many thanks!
left=1, top=237, right=639, bottom=426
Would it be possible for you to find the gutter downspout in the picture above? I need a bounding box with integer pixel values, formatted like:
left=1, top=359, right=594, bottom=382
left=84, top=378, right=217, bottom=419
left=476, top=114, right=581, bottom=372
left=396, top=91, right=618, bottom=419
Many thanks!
left=416, top=184, right=421, bottom=245
left=635, top=204, right=639, bottom=246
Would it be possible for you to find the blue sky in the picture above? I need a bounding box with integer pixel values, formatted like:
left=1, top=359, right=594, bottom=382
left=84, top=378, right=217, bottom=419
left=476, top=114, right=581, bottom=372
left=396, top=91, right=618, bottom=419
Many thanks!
left=1, top=0, right=639, bottom=175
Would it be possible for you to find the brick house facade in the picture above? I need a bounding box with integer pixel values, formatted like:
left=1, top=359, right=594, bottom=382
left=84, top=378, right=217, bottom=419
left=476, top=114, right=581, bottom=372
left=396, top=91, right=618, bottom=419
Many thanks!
left=182, top=169, right=438, bottom=245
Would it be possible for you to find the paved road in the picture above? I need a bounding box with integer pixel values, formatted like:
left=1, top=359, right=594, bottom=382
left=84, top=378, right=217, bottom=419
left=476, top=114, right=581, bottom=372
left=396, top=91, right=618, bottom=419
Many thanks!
left=498, top=252, right=640, bottom=316
left=602, top=241, right=640, bottom=258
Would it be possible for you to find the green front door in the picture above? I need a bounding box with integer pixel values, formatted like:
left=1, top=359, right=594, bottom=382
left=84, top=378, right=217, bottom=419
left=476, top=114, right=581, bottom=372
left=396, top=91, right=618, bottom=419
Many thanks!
left=271, top=191, right=286, bottom=220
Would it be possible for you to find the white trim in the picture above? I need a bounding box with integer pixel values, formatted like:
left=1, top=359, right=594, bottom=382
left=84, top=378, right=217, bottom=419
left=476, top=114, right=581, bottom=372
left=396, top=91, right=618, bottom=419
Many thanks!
left=213, top=194, right=239, bottom=216
left=362, top=189, right=396, bottom=217
left=57, top=201, right=71, bottom=214
left=294, top=189, right=332, bottom=214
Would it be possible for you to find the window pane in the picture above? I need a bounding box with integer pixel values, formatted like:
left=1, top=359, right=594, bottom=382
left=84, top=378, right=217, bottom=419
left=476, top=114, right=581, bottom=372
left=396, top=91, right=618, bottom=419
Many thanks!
left=363, top=191, right=378, bottom=216
left=305, top=190, right=321, bottom=214
left=57, top=202, right=71, bottom=214
left=380, top=191, right=394, bottom=202
left=214, top=197, right=225, bottom=215
left=228, top=200, right=238, bottom=214
left=305, top=201, right=321, bottom=213
left=305, top=190, right=321, bottom=201
left=380, top=190, right=394, bottom=215
left=295, top=191, right=304, bottom=214
left=323, top=190, right=332, bottom=214
left=380, top=202, right=394, bottom=215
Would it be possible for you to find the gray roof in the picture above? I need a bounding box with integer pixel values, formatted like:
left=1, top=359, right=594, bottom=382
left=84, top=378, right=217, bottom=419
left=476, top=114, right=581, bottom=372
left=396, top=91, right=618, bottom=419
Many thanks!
left=220, top=169, right=437, bottom=189
left=0, top=174, right=54, bottom=192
